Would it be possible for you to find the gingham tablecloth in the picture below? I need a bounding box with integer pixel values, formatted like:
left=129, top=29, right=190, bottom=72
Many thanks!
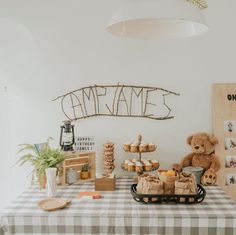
left=1, top=178, right=236, bottom=235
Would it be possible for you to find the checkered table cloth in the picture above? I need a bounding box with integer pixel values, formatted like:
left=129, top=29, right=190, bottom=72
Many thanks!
left=1, top=178, right=236, bottom=235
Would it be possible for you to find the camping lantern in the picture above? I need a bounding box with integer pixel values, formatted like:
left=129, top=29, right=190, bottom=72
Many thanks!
left=60, top=120, right=75, bottom=151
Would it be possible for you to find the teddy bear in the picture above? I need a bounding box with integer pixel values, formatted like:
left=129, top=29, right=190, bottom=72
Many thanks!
left=173, top=132, right=221, bottom=185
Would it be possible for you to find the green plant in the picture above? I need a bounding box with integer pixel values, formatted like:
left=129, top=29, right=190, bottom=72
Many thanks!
left=81, top=163, right=91, bottom=172
left=17, top=137, right=65, bottom=187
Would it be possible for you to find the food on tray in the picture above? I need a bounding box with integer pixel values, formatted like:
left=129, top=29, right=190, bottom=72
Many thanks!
left=144, top=162, right=152, bottom=172
left=151, top=159, right=159, bottom=169
left=159, top=170, right=178, bottom=194
left=122, top=135, right=159, bottom=174
left=136, top=172, right=197, bottom=197
left=175, top=172, right=197, bottom=195
left=122, top=158, right=159, bottom=172
left=123, top=143, right=131, bottom=152
left=130, top=143, right=139, bottom=152
left=124, top=160, right=131, bottom=170
left=133, top=171, right=199, bottom=203
left=139, top=143, right=148, bottom=152
left=138, top=173, right=149, bottom=181
left=136, top=174, right=164, bottom=197
left=123, top=139, right=157, bottom=153
left=135, top=162, right=144, bottom=172
left=128, top=162, right=135, bottom=172
left=147, top=143, right=156, bottom=152
left=132, top=172, right=205, bottom=204
left=103, top=142, right=115, bottom=174
left=159, top=170, right=176, bottom=177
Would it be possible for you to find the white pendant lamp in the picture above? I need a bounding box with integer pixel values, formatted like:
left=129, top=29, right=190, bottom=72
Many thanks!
left=106, top=0, right=209, bottom=40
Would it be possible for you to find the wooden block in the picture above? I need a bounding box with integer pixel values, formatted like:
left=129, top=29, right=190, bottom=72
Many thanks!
left=95, top=174, right=116, bottom=191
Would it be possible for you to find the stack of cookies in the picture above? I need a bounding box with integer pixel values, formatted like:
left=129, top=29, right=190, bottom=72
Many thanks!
left=103, top=142, right=115, bottom=174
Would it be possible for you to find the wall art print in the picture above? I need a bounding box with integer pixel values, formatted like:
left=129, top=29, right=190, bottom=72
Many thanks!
left=225, top=156, right=236, bottom=168
left=53, top=84, right=180, bottom=121
left=213, top=83, right=236, bottom=201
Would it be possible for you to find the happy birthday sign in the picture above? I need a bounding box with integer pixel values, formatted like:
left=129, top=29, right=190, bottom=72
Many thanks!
left=53, top=84, right=180, bottom=121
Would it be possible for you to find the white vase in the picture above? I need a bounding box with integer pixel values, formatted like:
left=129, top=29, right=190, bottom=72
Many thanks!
left=45, top=168, right=57, bottom=197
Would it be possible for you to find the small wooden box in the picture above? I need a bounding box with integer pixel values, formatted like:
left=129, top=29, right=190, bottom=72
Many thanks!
left=95, top=174, right=116, bottom=191
left=60, top=151, right=96, bottom=186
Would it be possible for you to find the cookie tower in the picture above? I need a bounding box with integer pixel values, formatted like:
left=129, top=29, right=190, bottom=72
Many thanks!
left=103, top=142, right=115, bottom=174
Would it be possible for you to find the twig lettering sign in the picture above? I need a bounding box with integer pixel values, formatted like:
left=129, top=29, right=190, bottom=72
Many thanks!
left=53, top=84, right=179, bottom=121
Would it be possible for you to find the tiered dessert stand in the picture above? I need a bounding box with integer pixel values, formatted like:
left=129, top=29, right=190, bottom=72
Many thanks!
left=121, top=135, right=159, bottom=176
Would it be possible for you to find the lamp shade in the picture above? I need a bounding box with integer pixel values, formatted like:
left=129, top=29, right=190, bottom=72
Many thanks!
left=106, top=0, right=209, bottom=39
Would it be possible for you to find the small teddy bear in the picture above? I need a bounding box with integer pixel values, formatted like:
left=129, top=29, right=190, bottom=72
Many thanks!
left=173, top=132, right=220, bottom=185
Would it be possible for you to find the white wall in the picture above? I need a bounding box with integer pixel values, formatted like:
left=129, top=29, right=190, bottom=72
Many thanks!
left=0, top=0, right=236, bottom=210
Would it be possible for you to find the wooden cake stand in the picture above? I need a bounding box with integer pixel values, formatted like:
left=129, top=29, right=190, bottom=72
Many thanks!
left=121, top=135, right=159, bottom=177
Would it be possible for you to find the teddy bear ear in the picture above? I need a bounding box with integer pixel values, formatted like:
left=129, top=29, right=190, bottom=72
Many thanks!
left=187, top=135, right=193, bottom=145
left=209, top=135, right=219, bottom=145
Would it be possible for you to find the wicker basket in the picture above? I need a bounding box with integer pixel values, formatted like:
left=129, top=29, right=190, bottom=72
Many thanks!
left=131, top=184, right=206, bottom=204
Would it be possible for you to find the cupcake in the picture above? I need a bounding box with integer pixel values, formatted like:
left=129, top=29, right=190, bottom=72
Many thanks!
left=135, top=162, right=144, bottom=173
left=124, top=160, right=131, bottom=170
left=130, top=143, right=139, bottom=152
left=142, top=160, right=149, bottom=165
left=151, top=159, right=159, bottom=169
left=144, top=163, right=152, bottom=172
left=135, top=160, right=142, bottom=166
left=128, top=162, right=135, bottom=172
left=139, top=143, right=148, bottom=152
left=123, top=143, right=131, bottom=152
left=148, top=143, right=156, bottom=152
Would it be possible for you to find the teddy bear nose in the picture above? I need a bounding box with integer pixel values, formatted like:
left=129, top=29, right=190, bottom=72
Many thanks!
left=195, top=146, right=200, bottom=150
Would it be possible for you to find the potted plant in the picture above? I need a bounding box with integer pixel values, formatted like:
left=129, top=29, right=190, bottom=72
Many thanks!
left=17, top=138, right=65, bottom=189
left=80, top=163, right=91, bottom=179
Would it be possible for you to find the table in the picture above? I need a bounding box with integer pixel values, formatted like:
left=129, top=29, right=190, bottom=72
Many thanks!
left=1, top=178, right=236, bottom=235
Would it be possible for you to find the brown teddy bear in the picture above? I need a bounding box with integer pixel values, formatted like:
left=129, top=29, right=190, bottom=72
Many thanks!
left=173, top=132, right=220, bottom=185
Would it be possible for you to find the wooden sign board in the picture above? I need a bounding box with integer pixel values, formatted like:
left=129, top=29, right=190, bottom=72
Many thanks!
left=74, top=136, right=95, bottom=152
left=213, top=84, right=236, bottom=201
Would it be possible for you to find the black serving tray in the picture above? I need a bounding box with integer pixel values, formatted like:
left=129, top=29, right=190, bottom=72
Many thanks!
left=131, top=184, right=206, bottom=204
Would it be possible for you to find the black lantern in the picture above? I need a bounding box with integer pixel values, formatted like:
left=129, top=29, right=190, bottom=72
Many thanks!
left=60, top=120, right=75, bottom=151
